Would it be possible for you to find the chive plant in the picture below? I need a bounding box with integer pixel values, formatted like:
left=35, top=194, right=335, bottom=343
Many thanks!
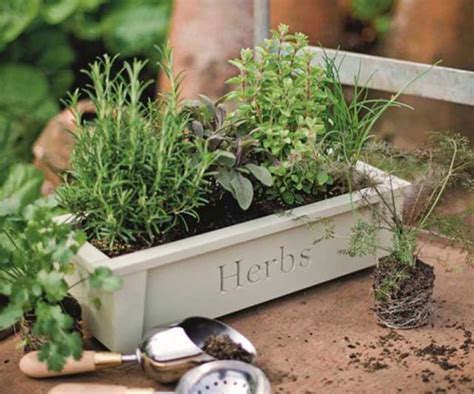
left=58, top=46, right=215, bottom=250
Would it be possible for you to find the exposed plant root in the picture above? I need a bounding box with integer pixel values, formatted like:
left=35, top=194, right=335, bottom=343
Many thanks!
left=373, top=258, right=435, bottom=329
left=374, top=287, right=433, bottom=329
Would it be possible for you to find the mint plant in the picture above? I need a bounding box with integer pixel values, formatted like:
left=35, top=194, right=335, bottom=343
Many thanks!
left=227, top=25, right=332, bottom=205
left=58, top=46, right=216, bottom=251
left=184, top=95, right=273, bottom=210
left=0, top=164, right=121, bottom=371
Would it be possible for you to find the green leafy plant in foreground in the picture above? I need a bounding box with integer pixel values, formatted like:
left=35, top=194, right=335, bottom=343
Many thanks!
left=0, top=164, right=121, bottom=371
left=58, top=46, right=216, bottom=250
left=183, top=96, right=273, bottom=210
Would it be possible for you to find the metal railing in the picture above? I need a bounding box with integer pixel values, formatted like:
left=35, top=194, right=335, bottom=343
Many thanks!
left=253, top=0, right=474, bottom=106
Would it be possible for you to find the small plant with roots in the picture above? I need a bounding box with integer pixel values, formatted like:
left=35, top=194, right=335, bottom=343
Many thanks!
left=343, top=132, right=473, bottom=329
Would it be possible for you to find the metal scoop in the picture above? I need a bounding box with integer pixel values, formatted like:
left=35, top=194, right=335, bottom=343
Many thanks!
left=20, top=317, right=256, bottom=383
left=48, top=361, right=271, bottom=394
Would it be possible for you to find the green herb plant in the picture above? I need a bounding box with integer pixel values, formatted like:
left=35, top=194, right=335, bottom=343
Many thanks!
left=183, top=95, right=273, bottom=210
left=321, top=53, right=417, bottom=168
left=58, top=46, right=216, bottom=251
left=0, top=164, right=121, bottom=371
left=343, top=132, right=474, bottom=296
left=227, top=25, right=332, bottom=205
left=226, top=25, right=424, bottom=207
left=363, top=134, right=473, bottom=266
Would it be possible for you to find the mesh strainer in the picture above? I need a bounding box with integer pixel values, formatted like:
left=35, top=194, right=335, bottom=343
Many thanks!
left=176, top=360, right=271, bottom=394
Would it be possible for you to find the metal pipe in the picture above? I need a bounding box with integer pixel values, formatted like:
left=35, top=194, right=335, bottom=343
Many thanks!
left=308, top=46, right=474, bottom=106
left=254, top=0, right=270, bottom=46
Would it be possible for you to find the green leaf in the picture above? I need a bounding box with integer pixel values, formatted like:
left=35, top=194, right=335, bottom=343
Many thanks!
left=37, top=330, right=83, bottom=371
left=216, top=168, right=234, bottom=192
left=38, top=342, right=66, bottom=371
left=282, top=191, right=295, bottom=205
left=244, top=164, right=273, bottom=186
left=352, top=0, right=393, bottom=22
left=0, top=164, right=43, bottom=215
left=216, top=150, right=236, bottom=167
left=230, top=173, right=254, bottom=210
left=41, top=0, right=79, bottom=24
left=0, top=0, right=40, bottom=45
left=64, top=331, right=83, bottom=360
left=317, top=171, right=329, bottom=186
left=0, top=281, right=12, bottom=296
left=37, top=270, right=68, bottom=303
left=34, top=302, right=73, bottom=334
left=91, top=297, right=102, bottom=310
left=89, top=267, right=122, bottom=292
left=102, top=4, right=170, bottom=56
left=30, top=96, right=59, bottom=124
left=52, top=245, right=75, bottom=265
left=0, top=305, right=23, bottom=329
left=0, top=64, right=49, bottom=114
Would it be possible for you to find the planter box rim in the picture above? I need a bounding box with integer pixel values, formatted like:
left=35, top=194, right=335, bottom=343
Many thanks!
left=60, top=161, right=409, bottom=276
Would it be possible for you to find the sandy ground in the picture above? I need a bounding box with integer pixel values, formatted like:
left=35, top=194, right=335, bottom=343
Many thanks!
left=0, top=240, right=472, bottom=394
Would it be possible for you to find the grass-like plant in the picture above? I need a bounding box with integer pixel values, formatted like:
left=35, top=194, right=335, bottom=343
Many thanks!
left=57, top=46, right=215, bottom=251
left=320, top=51, right=435, bottom=169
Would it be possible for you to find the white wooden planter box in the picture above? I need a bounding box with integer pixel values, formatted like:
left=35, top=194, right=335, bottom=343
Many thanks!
left=65, top=162, right=410, bottom=352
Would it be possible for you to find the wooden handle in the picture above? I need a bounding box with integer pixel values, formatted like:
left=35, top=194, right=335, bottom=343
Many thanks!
left=48, top=384, right=156, bottom=394
left=49, top=384, right=130, bottom=394
left=19, top=351, right=123, bottom=378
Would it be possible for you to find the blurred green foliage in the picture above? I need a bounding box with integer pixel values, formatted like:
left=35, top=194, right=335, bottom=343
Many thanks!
left=351, top=0, right=394, bottom=34
left=0, top=0, right=171, bottom=167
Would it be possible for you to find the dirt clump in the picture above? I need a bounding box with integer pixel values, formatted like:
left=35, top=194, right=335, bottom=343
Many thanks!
left=415, top=342, right=458, bottom=370
left=202, top=334, right=253, bottom=363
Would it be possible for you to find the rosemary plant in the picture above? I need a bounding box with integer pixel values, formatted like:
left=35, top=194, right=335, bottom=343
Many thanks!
left=58, top=46, right=215, bottom=251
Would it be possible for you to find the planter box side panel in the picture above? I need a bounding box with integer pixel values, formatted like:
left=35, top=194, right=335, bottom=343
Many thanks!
left=142, top=208, right=377, bottom=332
left=69, top=266, right=147, bottom=352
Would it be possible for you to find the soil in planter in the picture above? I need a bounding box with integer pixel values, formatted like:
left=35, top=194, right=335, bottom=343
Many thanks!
left=94, top=172, right=372, bottom=257
left=202, top=334, right=253, bottom=363
left=373, top=257, right=435, bottom=329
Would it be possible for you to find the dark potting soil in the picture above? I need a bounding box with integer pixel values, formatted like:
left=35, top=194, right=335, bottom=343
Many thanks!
left=92, top=181, right=352, bottom=257
left=202, top=334, right=253, bottom=363
left=373, top=257, right=435, bottom=300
